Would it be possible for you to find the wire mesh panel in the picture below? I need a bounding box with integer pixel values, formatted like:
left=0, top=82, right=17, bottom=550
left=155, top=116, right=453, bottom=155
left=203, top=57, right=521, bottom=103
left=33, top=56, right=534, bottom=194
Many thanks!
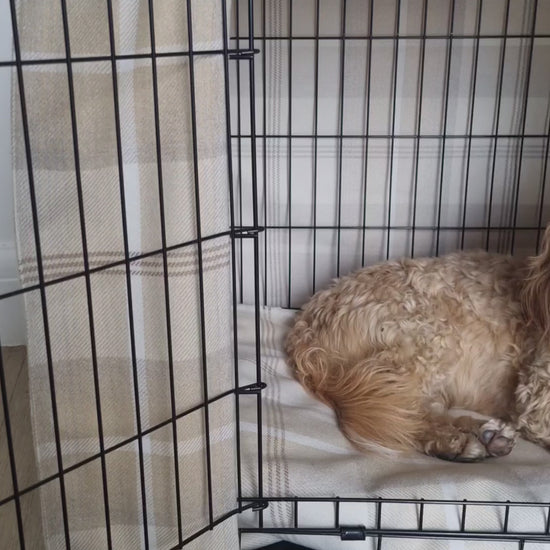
left=0, top=1, right=263, bottom=549
left=232, top=0, right=550, bottom=308
left=240, top=497, right=550, bottom=549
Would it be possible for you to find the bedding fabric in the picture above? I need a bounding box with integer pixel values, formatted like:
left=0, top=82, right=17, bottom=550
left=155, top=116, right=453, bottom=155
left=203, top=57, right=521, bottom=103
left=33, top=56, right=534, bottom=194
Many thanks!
left=238, top=305, right=550, bottom=550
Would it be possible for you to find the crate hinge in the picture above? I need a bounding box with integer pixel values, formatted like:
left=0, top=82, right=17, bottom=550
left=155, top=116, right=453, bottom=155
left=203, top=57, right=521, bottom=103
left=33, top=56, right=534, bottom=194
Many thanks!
left=232, top=226, right=264, bottom=238
left=238, top=382, right=266, bottom=395
left=340, top=526, right=368, bottom=541
left=228, top=48, right=260, bottom=60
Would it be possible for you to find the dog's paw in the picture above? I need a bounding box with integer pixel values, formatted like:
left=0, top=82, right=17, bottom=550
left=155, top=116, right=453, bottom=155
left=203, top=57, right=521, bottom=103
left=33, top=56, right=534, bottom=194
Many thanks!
left=479, top=418, right=517, bottom=458
left=427, top=417, right=517, bottom=462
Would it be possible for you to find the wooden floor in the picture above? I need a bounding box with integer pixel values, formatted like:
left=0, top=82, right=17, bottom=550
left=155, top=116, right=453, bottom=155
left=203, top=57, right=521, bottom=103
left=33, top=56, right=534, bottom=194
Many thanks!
left=0, top=346, right=44, bottom=549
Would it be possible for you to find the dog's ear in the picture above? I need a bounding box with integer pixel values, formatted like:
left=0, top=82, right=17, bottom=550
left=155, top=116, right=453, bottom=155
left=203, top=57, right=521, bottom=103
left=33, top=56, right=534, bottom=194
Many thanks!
left=521, top=224, right=550, bottom=338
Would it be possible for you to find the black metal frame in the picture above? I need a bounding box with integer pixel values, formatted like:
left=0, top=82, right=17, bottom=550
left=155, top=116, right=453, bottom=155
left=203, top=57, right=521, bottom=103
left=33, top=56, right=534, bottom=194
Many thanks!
left=1, top=0, right=550, bottom=549
left=240, top=497, right=550, bottom=548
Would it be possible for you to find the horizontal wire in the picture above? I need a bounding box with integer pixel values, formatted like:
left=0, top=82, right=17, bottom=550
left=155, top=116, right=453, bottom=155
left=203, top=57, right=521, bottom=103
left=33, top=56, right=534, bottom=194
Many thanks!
left=0, top=230, right=233, bottom=301
left=240, top=496, right=550, bottom=507
left=232, top=133, right=549, bottom=140
left=261, top=224, right=543, bottom=232
left=229, top=33, right=550, bottom=41
left=0, top=47, right=250, bottom=67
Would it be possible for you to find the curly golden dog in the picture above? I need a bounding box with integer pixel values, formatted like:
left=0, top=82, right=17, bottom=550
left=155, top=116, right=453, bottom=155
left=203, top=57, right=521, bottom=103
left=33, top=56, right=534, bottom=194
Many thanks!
left=286, top=227, right=550, bottom=462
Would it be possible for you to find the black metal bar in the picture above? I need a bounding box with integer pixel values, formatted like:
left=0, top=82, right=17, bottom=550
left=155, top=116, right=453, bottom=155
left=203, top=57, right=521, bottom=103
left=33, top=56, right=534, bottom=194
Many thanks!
left=510, top=0, right=539, bottom=255
left=504, top=502, right=510, bottom=533
left=262, top=0, right=268, bottom=306
left=232, top=132, right=548, bottom=139
left=294, top=500, right=299, bottom=529
left=0, top=387, right=238, bottom=510
left=546, top=504, right=550, bottom=534
left=237, top=0, right=264, bottom=528
left=435, top=0, right=456, bottom=255
left=535, top=117, right=550, bottom=253
left=386, top=0, right=401, bottom=260
left=461, top=500, right=467, bottom=531
left=59, top=0, right=112, bottom=545
left=259, top=224, right=543, bottom=232
left=222, top=0, right=243, bottom=513
left=335, top=497, right=340, bottom=528
left=361, top=0, right=375, bottom=267
left=486, top=0, right=511, bottom=250
left=144, top=0, right=183, bottom=543
left=235, top=0, right=244, bottom=303
left=239, top=527, right=550, bottom=543
left=287, top=0, right=293, bottom=306
left=460, top=0, right=484, bottom=249
left=418, top=499, right=425, bottom=531
left=228, top=32, right=550, bottom=41
left=240, top=496, right=550, bottom=507
left=410, top=0, right=428, bottom=258
left=246, top=0, right=265, bottom=526
left=336, top=0, right=347, bottom=277
left=1, top=231, right=232, bottom=302
left=312, top=0, right=321, bottom=291
left=185, top=0, right=215, bottom=526
left=8, top=1, right=72, bottom=546
left=0, top=48, right=260, bottom=68
left=104, top=1, right=149, bottom=545
left=0, top=345, right=25, bottom=549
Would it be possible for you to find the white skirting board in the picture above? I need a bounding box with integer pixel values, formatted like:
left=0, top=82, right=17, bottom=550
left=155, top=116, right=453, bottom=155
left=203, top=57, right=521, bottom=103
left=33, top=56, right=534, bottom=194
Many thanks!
left=0, top=241, right=26, bottom=346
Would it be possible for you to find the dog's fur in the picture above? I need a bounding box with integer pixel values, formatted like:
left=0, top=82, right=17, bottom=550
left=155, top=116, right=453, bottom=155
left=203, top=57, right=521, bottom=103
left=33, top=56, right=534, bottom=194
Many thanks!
left=285, top=226, right=550, bottom=462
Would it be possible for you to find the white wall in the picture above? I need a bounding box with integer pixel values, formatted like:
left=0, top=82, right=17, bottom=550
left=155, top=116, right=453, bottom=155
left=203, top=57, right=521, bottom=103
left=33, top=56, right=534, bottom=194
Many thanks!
left=0, top=6, right=26, bottom=346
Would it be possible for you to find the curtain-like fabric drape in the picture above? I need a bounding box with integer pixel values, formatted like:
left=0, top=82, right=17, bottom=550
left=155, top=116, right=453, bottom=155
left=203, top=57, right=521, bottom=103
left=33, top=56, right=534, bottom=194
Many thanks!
left=13, top=1, right=238, bottom=548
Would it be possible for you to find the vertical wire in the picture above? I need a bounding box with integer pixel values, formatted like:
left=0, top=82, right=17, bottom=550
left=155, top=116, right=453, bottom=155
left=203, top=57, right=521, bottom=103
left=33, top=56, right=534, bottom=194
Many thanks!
left=185, top=0, right=215, bottom=525
left=535, top=112, right=550, bottom=253
left=510, top=0, right=539, bottom=255
left=104, top=1, right=150, bottom=545
left=435, top=0, right=456, bottom=255
left=144, top=0, right=183, bottom=542
left=460, top=501, right=467, bottom=531
left=245, top=0, right=264, bottom=527
left=312, top=0, right=320, bottom=292
left=221, top=0, right=243, bottom=512
left=262, top=0, right=267, bottom=305
left=236, top=0, right=244, bottom=302
left=418, top=500, right=425, bottom=530
left=242, top=0, right=265, bottom=528
left=59, top=0, right=112, bottom=545
left=486, top=0, right=511, bottom=250
left=386, top=0, right=402, bottom=260
left=335, top=0, right=347, bottom=277
left=460, top=0, right=484, bottom=249
left=503, top=502, right=510, bottom=533
left=287, top=0, right=293, bottom=307
left=8, top=1, right=72, bottom=546
left=0, top=345, right=25, bottom=549
left=361, top=0, right=374, bottom=267
left=410, top=0, right=428, bottom=258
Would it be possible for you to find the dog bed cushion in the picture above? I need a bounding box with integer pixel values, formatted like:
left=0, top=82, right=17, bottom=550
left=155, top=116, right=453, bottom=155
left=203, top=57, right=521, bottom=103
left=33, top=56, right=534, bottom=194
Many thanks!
left=237, top=305, right=550, bottom=550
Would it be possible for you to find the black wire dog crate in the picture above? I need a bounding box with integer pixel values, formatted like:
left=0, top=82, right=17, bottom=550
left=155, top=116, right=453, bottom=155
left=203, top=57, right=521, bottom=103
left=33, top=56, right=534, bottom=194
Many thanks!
left=1, top=0, right=550, bottom=549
